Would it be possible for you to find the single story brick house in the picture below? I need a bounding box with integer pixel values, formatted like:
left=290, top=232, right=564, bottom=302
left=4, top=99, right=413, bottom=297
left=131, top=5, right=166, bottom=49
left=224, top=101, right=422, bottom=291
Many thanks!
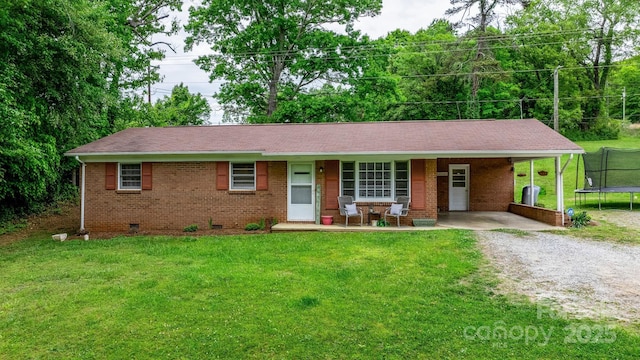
left=65, top=119, right=583, bottom=232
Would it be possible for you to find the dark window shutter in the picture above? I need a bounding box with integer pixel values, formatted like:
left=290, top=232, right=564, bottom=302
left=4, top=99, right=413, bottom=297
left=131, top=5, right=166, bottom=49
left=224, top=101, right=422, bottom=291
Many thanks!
left=256, top=161, right=268, bottom=190
left=411, top=159, right=426, bottom=210
left=141, top=163, right=152, bottom=190
left=105, top=163, right=117, bottom=190
left=217, top=161, right=229, bottom=190
left=324, top=160, right=340, bottom=209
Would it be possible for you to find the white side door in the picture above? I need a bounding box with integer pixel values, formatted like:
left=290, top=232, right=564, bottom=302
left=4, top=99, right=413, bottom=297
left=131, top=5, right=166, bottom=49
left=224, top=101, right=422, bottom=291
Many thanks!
left=449, top=164, right=469, bottom=211
left=288, top=163, right=315, bottom=221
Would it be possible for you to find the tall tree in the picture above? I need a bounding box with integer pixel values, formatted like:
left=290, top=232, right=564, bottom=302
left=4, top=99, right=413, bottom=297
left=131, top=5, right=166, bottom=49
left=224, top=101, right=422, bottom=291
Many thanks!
left=264, top=36, right=402, bottom=123
left=0, top=0, right=120, bottom=219
left=185, top=0, right=382, bottom=123
left=446, top=0, right=518, bottom=106
left=509, top=0, right=640, bottom=135
left=114, top=84, right=212, bottom=129
left=0, top=0, right=185, bottom=221
left=606, top=57, right=640, bottom=123
left=385, top=21, right=469, bottom=120
left=104, top=0, right=182, bottom=126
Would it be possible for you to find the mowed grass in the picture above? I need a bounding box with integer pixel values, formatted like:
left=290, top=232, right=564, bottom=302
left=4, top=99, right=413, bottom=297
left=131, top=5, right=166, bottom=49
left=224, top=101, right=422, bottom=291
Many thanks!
left=1, top=232, right=639, bottom=358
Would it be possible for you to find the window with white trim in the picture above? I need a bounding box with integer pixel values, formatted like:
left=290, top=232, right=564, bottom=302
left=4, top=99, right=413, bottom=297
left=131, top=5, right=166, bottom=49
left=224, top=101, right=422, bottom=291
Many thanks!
left=395, top=161, right=409, bottom=197
left=230, top=162, right=255, bottom=190
left=359, top=162, right=391, bottom=199
left=119, top=163, right=141, bottom=190
left=341, top=161, right=409, bottom=201
left=341, top=162, right=355, bottom=197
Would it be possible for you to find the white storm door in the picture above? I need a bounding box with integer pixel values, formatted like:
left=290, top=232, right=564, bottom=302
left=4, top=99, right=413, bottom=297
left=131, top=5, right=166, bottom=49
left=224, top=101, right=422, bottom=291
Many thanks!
left=449, top=164, right=469, bottom=211
left=288, top=163, right=315, bottom=221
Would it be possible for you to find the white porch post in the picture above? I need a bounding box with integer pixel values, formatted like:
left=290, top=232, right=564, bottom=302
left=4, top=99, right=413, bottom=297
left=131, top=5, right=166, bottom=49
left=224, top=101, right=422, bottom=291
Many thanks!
left=529, top=160, right=534, bottom=205
left=557, top=154, right=574, bottom=226
left=556, top=156, right=563, bottom=225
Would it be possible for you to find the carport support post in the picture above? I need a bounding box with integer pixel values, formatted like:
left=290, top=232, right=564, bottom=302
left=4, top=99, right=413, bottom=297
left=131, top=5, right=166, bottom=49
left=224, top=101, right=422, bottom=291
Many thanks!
left=558, top=154, right=574, bottom=225
left=529, top=160, right=534, bottom=206
left=556, top=156, right=563, bottom=225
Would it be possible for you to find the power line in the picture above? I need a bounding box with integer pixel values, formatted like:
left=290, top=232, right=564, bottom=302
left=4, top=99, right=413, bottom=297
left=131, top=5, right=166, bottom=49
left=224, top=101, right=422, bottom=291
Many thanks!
left=156, top=39, right=578, bottom=66
left=183, top=27, right=604, bottom=59
left=162, top=28, right=617, bottom=66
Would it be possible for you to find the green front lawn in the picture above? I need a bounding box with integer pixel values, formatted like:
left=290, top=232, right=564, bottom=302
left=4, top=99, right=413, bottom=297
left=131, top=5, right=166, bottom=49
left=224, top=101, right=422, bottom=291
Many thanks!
left=1, top=232, right=638, bottom=358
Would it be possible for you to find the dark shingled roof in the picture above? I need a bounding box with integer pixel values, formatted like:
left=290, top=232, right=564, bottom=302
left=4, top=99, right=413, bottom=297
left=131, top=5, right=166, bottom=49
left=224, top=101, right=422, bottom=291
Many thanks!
left=66, top=119, right=583, bottom=157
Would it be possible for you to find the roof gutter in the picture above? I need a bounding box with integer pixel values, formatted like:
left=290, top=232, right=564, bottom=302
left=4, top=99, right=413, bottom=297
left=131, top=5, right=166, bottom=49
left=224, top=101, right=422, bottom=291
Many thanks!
left=64, top=150, right=264, bottom=157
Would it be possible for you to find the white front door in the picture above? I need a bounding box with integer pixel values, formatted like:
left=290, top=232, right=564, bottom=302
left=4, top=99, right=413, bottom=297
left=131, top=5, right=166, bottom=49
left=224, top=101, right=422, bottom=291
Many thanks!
left=288, top=163, right=315, bottom=221
left=449, top=164, right=469, bottom=211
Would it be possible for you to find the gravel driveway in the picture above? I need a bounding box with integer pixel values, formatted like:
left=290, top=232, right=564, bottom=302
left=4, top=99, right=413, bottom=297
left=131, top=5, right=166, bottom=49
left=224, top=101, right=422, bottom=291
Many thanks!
left=478, top=231, right=640, bottom=323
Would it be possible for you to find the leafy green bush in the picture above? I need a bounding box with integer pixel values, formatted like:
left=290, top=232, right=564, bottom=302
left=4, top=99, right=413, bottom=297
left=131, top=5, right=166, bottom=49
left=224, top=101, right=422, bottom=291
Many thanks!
left=183, top=224, right=198, bottom=232
left=571, top=211, right=591, bottom=228
left=376, top=219, right=389, bottom=227
left=245, top=223, right=261, bottom=231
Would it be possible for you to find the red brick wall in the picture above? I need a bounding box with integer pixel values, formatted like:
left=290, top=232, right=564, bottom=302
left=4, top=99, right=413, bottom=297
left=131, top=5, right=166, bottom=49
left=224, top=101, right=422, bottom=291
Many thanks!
left=83, top=158, right=468, bottom=232
left=84, top=161, right=287, bottom=232
left=320, top=159, right=438, bottom=226
left=437, top=158, right=514, bottom=212
left=509, top=203, right=563, bottom=226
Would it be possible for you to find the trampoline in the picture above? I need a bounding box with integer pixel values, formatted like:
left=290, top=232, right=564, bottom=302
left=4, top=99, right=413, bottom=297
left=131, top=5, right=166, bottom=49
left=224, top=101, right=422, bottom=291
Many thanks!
left=575, top=147, right=640, bottom=210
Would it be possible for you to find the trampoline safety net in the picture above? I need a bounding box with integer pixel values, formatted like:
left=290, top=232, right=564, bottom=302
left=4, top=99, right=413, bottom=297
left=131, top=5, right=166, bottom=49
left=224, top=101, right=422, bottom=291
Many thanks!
left=581, top=147, right=640, bottom=190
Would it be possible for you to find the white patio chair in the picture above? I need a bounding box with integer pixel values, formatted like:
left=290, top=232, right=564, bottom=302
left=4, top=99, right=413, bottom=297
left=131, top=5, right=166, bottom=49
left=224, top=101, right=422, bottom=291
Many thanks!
left=337, top=196, right=363, bottom=227
left=384, top=196, right=410, bottom=227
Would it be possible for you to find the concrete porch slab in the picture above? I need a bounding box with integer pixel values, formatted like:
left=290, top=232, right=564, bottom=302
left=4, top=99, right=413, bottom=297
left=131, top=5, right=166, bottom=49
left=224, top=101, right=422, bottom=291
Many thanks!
left=437, top=211, right=562, bottom=231
left=271, top=223, right=438, bottom=232
left=272, top=212, right=562, bottom=232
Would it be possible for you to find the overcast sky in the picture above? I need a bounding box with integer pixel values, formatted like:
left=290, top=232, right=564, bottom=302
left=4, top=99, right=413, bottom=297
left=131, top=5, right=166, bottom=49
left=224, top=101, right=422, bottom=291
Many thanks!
left=152, top=0, right=510, bottom=123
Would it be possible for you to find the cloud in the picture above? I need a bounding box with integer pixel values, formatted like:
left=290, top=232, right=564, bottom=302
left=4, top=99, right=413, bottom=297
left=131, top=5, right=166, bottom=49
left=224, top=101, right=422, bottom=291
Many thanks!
left=355, top=0, right=451, bottom=39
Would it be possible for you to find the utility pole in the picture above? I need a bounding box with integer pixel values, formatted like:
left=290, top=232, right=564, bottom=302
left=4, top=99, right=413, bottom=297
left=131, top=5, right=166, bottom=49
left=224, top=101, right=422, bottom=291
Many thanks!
left=147, top=63, right=152, bottom=104
left=623, top=87, right=627, bottom=122
left=553, top=66, right=562, bottom=132
left=553, top=66, right=563, bottom=221
left=519, top=98, right=523, bottom=119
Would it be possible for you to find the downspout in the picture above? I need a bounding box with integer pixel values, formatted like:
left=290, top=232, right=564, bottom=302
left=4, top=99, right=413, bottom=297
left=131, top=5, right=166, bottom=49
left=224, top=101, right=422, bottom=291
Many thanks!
left=75, top=156, right=86, bottom=233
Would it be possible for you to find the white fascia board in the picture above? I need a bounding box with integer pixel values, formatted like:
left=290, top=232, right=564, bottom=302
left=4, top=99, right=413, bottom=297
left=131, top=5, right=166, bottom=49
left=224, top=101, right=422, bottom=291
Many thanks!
left=68, top=149, right=583, bottom=163
left=263, top=150, right=583, bottom=158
